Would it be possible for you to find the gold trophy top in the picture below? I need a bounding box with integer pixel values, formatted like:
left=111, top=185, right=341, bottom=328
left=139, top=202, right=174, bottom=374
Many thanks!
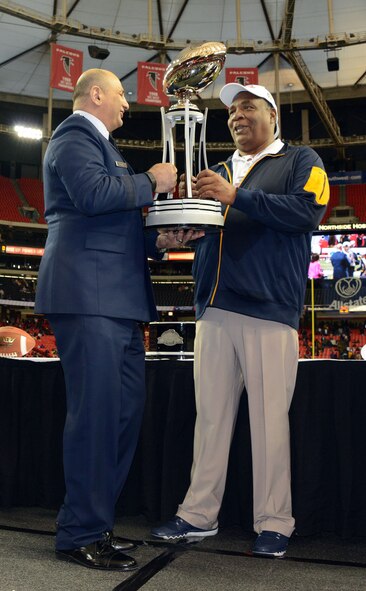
left=163, top=41, right=227, bottom=111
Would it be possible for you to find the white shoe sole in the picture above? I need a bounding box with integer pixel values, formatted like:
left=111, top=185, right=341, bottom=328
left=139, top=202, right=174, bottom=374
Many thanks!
left=155, top=528, right=218, bottom=540
left=252, top=550, right=286, bottom=558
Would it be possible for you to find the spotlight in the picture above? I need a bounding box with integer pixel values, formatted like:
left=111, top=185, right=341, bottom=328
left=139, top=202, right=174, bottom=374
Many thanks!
left=327, top=57, right=339, bottom=71
left=88, top=45, right=110, bottom=60
left=14, top=125, right=42, bottom=140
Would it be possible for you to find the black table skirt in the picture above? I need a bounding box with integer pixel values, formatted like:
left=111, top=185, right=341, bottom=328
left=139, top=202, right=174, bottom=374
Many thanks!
left=0, top=357, right=365, bottom=538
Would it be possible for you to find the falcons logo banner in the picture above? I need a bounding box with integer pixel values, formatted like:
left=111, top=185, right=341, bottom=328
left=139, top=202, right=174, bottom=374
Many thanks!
left=50, top=43, right=83, bottom=92
left=225, top=67, right=258, bottom=86
left=137, top=62, right=169, bottom=106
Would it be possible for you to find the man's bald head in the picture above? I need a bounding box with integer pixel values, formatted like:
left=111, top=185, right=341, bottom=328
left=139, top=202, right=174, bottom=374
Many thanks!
left=72, top=68, right=129, bottom=132
left=73, top=69, right=118, bottom=110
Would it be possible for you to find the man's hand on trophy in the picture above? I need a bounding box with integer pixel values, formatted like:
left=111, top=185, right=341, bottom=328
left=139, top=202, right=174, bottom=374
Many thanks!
left=178, top=173, right=199, bottom=198
left=148, top=163, right=178, bottom=194
left=196, top=169, right=237, bottom=205
left=156, top=227, right=205, bottom=250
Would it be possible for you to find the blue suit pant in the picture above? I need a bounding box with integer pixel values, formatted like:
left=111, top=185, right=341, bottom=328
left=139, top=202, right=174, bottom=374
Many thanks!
left=48, top=314, right=146, bottom=550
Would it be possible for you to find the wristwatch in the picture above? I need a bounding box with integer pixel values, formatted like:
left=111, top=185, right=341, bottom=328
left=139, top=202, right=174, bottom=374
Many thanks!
left=144, top=171, right=157, bottom=192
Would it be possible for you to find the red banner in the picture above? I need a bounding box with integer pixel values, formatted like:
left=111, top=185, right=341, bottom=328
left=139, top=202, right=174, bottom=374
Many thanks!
left=50, top=43, right=83, bottom=92
left=225, top=67, right=258, bottom=86
left=137, top=62, right=169, bottom=107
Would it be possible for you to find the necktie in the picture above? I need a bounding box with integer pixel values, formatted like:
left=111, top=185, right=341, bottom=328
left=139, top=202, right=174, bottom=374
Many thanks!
left=109, top=135, right=117, bottom=148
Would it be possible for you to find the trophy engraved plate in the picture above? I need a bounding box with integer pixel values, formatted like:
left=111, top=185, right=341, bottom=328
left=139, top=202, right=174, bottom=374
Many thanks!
left=145, top=41, right=227, bottom=231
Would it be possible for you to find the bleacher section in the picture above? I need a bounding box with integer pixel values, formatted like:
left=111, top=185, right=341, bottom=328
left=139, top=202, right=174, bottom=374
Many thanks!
left=345, top=184, right=366, bottom=222
left=0, top=276, right=36, bottom=303
left=0, top=176, right=30, bottom=223
left=1, top=177, right=365, bottom=228
left=0, top=277, right=195, bottom=309
left=17, top=178, right=46, bottom=224
left=321, top=184, right=366, bottom=224
left=152, top=282, right=194, bottom=309
left=298, top=326, right=366, bottom=359
left=320, top=185, right=339, bottom=224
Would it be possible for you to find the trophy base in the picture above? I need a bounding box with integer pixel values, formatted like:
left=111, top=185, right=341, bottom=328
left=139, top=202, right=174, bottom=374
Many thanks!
left=145, top=199, right=225, bottom=230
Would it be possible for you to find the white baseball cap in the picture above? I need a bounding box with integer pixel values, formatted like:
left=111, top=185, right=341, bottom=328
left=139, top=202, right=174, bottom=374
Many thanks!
left=219, top=83, right=279, bottom=138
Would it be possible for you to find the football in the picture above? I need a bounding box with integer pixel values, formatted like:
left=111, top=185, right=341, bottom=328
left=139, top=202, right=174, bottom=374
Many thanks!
left=0, top=326, right=36, bottom=358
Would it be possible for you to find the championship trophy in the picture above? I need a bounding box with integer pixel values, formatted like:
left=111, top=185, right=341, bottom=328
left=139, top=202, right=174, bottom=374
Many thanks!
left=145, top=41, right=227, bottom=230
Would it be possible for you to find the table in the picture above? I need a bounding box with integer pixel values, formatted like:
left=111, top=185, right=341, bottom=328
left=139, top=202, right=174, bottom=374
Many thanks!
left=0, top=357, right=365, bottom=537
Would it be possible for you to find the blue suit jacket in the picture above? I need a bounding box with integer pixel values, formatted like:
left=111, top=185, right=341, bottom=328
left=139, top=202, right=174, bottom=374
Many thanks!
left=35, top=114, right=160, bottom=321
left=330, top=250, right=351, bottom=280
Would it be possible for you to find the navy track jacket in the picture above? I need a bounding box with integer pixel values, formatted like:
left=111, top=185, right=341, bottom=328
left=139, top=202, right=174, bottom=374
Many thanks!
left=192, top=142, right=329, bottom=329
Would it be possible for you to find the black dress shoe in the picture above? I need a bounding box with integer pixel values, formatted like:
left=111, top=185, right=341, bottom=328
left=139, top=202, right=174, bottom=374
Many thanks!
left=56, top=539, right=137, bottom=571
left=104, top=530, right=137, bottom=552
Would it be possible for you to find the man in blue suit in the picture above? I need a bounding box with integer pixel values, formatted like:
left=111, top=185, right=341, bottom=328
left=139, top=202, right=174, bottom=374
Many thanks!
left=35, top=68, right=199, bottom=571
left=330, top=243, right=351, bottom=281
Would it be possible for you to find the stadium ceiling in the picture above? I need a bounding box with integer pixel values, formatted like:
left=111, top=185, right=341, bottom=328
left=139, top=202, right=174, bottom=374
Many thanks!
left=0, top=0, right=365, bottom=150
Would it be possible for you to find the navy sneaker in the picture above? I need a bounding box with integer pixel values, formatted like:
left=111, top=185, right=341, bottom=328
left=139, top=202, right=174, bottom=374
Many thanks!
left=252, top=530, right=289, bottom=558
left=151, top=516, right=218, bottom=540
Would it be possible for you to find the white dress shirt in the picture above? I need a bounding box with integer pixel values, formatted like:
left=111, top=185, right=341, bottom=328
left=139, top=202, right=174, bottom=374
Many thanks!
left=232, top=138, right=284, bottom=187
left=73, top=110, right=109, bottom=140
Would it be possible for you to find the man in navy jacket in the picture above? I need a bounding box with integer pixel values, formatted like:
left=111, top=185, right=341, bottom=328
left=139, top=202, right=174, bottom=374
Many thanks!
left=152, top=84, right=329, bottom=558
left=35, top=68, right=200, bottom=571
left=331, top=243, right=352, bottom=280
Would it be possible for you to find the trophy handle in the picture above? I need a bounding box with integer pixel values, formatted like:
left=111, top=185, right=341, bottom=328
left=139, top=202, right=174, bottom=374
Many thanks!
left=161, top=103, right=205, bottom=201
left=184, top=100, right=193, bottom=199
left=160, top=107, right=176, bottom=200
left=198, top=108, right=209, bottom=172
left=161, top=106, right=168, bottom=164
left=161, top=107, right=176, bottom=167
